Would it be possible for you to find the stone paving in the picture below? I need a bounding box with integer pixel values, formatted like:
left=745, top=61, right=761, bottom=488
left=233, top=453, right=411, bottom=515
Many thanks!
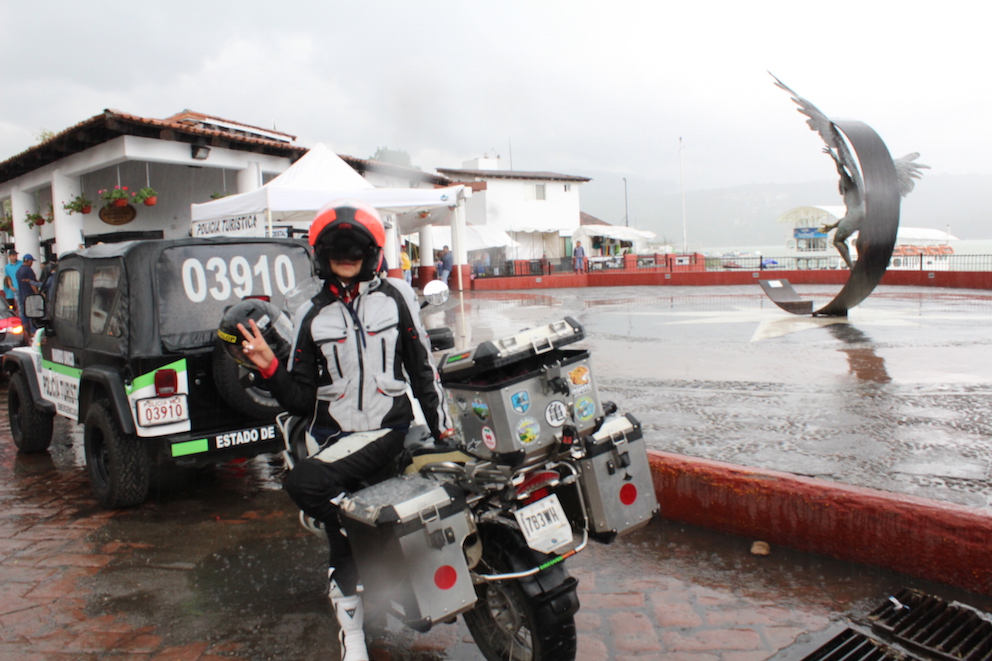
left=0, top=404, right=919, bottom=660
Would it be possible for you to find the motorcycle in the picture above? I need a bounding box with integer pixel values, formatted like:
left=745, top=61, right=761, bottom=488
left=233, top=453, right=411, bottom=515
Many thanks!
left=277, top=282, right=658, bottom=661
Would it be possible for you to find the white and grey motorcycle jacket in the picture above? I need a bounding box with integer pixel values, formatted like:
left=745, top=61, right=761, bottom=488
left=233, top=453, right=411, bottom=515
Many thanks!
left=267, top=276, right=451, bottom=441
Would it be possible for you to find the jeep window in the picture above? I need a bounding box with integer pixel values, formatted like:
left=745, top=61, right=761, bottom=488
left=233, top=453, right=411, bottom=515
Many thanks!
left=90, top=265, right=124, bottom=336
left=156, top=243, right=311, bottom=351
left=54, top=269, right=81, bottom=323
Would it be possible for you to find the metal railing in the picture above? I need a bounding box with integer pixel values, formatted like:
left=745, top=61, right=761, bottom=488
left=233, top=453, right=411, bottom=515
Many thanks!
left=461, top=253, right=992, bottom=278
left=707, top=253, right=992, bottom=272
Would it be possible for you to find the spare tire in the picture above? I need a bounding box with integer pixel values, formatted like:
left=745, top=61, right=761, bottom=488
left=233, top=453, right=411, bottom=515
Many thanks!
left=212, top=342, right=283, bottom=420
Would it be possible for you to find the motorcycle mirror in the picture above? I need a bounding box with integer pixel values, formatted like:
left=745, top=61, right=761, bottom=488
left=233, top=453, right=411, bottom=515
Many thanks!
left=422, top=280, right=450, bottom=307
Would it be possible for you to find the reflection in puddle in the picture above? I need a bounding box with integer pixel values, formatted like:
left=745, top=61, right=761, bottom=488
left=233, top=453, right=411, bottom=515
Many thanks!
left=828, top=323, right=891, bottom=383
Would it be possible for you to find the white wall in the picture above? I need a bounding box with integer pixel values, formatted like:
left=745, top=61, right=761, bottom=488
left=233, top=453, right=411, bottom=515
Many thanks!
left=458, top=178, right=581, bottom=259
left=0, top=136, right=294, bottom=253
left=473, top=178, right=581, bottom=233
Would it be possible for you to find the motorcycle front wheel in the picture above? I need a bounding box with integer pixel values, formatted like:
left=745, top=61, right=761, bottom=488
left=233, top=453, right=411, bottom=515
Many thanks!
left=464, top=523, right=578, bottom=661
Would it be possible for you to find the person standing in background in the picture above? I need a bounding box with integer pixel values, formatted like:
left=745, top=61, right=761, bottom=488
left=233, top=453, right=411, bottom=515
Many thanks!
left=439, top=245, right=453, bottom=284
left=4, top=250, right=21, bottom=313
left=16, top=254, right=39, bottom=332
left=573, top=240, right=586, bottom=274
left=399, top=244, right=412, bottom=284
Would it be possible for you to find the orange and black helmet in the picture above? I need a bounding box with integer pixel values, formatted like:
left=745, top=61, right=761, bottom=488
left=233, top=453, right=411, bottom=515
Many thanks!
left=309, top=199, right=386, bottom=280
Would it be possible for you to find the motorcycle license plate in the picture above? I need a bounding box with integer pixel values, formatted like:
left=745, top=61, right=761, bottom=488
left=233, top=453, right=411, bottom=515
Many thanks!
left=514, top=493, right=572, bottom=555
left=136, top=394, right=188, bottom=427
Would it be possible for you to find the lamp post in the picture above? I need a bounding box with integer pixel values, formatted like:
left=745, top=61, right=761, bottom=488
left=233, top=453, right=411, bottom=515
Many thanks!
left=622, top=177, right=629, bottom=227
left=679, top=137, right=687, bottom=254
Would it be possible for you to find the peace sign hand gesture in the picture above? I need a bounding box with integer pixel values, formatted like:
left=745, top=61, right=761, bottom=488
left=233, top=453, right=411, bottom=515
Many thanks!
left=236, top=319, right=277, bottom=373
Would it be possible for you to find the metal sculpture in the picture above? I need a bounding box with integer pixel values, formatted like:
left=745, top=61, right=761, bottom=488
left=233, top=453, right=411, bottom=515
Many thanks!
left=761, top=74, right=929, bottom=316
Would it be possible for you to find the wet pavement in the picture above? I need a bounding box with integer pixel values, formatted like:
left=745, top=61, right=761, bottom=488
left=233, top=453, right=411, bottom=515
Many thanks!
left=430, top=285, right=992, bottom=509
left=2, top=283, right=991, bottom=659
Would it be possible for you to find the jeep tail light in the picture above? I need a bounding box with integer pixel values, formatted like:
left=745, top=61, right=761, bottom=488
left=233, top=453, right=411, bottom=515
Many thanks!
left=154, top=369, right=178, bottom=397
left=0, top=317, right=23, bottom=334
left=244, top=295, right=270, bottom=302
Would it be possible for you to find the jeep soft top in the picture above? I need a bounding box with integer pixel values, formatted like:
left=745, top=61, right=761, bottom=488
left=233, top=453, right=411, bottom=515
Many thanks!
left=4, top=237, right=313, bottom=507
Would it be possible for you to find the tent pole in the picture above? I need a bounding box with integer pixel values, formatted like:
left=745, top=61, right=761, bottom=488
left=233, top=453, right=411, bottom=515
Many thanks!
left=452, top=199, right=467, bottom=291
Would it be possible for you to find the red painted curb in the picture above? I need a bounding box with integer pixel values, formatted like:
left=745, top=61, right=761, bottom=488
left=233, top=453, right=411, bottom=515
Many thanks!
left=647, top=450, right=992, bottom=596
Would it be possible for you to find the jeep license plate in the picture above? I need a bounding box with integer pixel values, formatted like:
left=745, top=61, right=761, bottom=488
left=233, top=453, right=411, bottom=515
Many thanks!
left=514, top=493, right=572, bottom=555
left=136, top=395, right=188, bottom=427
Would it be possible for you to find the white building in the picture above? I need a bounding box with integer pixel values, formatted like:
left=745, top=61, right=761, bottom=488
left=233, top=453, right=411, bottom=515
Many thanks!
left=0, top=110, right=447, bottom=261
left=436, top=157, right=590, bottom=260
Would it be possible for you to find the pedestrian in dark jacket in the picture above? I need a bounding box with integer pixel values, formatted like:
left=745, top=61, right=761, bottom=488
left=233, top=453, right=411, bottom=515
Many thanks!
left=16, top=254, right=40, bottom=333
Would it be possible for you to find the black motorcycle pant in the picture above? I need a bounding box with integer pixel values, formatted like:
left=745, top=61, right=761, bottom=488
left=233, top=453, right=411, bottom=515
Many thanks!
left=284, top=427, right=406, bottom=596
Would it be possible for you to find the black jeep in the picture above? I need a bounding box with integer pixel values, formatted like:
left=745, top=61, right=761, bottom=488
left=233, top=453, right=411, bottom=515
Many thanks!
left=4, top=237, right=312, bottom=508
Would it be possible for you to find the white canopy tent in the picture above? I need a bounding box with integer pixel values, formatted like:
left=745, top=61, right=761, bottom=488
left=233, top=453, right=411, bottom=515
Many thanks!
left=405, top=225, right=518, bottom=252
left=774, top=205, right=846, bottom=228
left=190, top=143, right=468, bottom=238
left=570, top=224, right=657, bottom=255
left=189, top=143, right=472, bottom=287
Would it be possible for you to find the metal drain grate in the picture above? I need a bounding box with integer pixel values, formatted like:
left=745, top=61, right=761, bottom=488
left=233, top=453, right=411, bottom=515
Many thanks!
left=798, top=628, right=906, bottom=661
left=867, top=588, right=992, bottom=661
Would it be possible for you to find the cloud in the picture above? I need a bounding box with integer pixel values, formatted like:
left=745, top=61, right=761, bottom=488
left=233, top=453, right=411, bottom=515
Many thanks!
left=1, top=0, right=990, bottom=240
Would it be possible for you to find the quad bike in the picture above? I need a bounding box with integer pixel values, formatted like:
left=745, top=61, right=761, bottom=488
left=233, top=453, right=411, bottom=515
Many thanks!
left=277, top=287, right=658, bottom=661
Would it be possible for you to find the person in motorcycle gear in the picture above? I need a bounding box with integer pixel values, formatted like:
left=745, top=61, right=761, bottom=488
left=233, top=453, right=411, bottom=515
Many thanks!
left=235, top=199, right=452, bottom=661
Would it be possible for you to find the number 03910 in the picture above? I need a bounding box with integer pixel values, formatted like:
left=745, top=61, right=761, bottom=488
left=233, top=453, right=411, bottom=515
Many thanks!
left=181, top=255, right=296, bottom=303
left=136, top=395, right=188, bottom=427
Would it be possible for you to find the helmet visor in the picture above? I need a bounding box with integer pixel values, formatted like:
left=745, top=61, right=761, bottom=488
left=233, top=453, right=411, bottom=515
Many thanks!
left=324, top=232, right=372, bottom=261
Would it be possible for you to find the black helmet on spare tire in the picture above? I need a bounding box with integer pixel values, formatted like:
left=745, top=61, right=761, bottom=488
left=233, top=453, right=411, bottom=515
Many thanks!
left=217, top=299, right=294, bottom=370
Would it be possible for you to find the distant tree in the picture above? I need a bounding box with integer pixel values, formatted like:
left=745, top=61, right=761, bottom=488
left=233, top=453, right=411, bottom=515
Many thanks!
left=370, top=146, right=415, bottom=168
left=35, top=129, right=56, bottom=143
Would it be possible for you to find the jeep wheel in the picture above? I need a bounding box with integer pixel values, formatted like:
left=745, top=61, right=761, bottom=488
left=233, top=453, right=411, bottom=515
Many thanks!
left=212, top=344, right=282, bottom=419
left=8, top=371, right=54, bottom=453
left=84, top=400, right=151, bottom=508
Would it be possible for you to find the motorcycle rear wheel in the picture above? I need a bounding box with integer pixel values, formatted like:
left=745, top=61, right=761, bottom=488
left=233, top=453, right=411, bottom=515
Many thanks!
left=464, top=524, right=577, bottom=661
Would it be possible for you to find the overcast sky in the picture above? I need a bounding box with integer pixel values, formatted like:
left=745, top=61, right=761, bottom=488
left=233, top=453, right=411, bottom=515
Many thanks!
left=1, top=1, right=986, bottom=231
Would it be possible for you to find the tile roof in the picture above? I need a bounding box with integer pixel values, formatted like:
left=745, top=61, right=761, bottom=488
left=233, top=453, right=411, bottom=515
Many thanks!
left=435, top=167, right=591, bottom=183
left=0, top=108, right=452, bottom=189
left=163, top=110, right=297, bottom=142
left=341, top=155, right=451, bottom=187
left=0, top=109, right=308, bottom=184
left=580, top=211, right=610, bottom=225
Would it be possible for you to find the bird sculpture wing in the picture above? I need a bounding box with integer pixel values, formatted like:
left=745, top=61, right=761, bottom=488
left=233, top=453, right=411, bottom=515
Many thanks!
left=893, top=152, right=930, bottom=197
left=770, top=72, right=864, bottom=196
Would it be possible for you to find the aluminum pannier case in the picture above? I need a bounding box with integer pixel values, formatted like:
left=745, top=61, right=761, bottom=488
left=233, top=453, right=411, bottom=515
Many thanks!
left=339, top=474, right=478, bottom=631
left=568, top=413, right=659, bottom=542
left=439, top=317, right=604, bottom=465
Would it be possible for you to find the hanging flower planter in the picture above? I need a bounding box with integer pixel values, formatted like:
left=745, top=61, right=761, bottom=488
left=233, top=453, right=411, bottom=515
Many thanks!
left=99, top=186, right=130, bottom=209
left=63, top=194, right=94, bottom=216
left=132, top=187, right=158, bottom=207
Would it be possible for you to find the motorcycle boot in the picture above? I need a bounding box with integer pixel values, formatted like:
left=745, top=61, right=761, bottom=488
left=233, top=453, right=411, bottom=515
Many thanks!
left=329, top=570, right=368, bottom=661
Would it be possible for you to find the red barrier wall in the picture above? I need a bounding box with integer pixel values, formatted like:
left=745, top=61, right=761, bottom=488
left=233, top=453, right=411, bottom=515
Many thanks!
left=470, top=269, right=992, bottom=291
left=648, top=451, right=992, bottom=596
